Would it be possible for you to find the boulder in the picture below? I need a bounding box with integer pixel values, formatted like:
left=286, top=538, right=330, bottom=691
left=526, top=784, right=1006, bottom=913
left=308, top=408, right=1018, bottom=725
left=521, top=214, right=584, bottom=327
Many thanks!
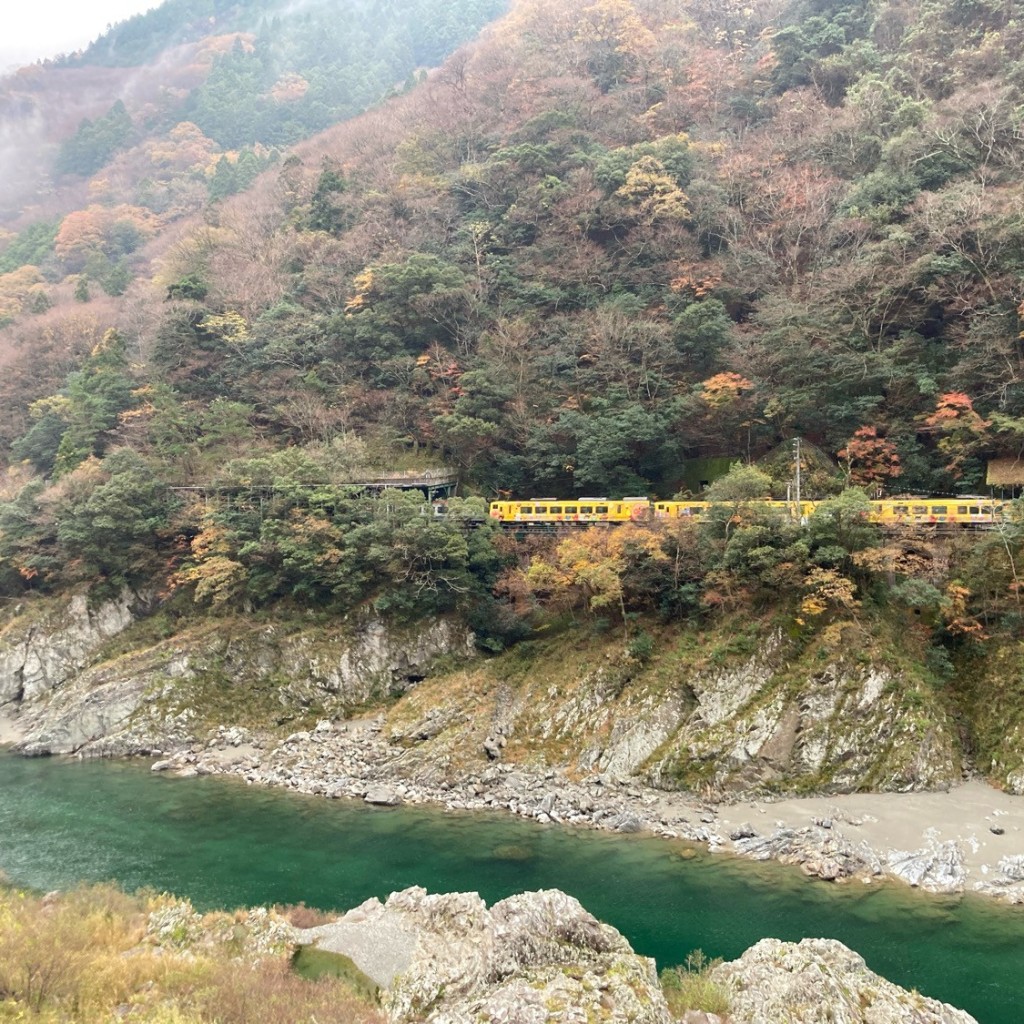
left=886, top=838, right=966, bottom=893
left=364, top=785, right=402, bottom=806
left=713, top=937, right=977, bottom=1024
left=297, top=887, right=670, bottom=1024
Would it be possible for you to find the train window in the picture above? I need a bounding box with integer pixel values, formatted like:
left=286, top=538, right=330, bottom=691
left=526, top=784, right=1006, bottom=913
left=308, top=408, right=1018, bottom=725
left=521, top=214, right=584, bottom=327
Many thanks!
left=931, top=506, right=947, bottom=515
left=564, top=506, right=578, bottom=514
left=595, top=505, right=608, bottom=514
left=970, top=506, right=980, bottom=515
left=913, top=505, right=928, bottom=515
left=534, top=505, right=547, bottom=514
left=519, top=506, right=533, bottom=514
left=894, top=506, right=908, bottom=515
left=958, top=506, right=968, bottom=515
left=579, top=506, right=593, bottom=514
left=549, top=506, right=562, bottom=514
left=982, top=507, right=992, bottom=515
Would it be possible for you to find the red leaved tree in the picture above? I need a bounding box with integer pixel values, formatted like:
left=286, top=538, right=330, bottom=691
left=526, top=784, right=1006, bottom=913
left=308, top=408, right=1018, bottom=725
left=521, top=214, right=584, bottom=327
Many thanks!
left=838, top=426, right=902, bottom=495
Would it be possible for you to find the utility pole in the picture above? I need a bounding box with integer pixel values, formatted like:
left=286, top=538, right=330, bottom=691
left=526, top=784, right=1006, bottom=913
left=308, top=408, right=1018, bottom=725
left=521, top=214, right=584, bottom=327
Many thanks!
left=793, top=437, right=802, bottom=521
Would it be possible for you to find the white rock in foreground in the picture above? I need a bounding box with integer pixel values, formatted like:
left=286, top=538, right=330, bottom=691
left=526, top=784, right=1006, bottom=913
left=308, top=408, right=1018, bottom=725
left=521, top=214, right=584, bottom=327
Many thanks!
left=299, top=886, right=671, bottom=1024
left=297, top=889, right=979, bottom=1024
left=713, top=937, right=977, bottom=1024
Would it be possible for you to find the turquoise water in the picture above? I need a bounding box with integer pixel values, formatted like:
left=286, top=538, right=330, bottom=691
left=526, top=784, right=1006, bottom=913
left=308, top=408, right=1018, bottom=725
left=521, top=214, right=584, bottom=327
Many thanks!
left=1, top=752, right=1022, bottom=1023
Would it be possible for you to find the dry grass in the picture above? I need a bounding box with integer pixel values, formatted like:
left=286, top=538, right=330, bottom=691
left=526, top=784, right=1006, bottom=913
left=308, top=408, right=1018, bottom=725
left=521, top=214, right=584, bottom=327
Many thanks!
left=273, top=902, right=338, bottom=929
left=0, top=885, right=383, bottom=1024
left=0, top=883, right=148, bottom=1015
left=165, top=958, right=383, bottom=1024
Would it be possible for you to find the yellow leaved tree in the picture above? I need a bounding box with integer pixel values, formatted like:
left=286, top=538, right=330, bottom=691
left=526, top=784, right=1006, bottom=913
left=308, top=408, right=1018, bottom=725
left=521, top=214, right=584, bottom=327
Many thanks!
left=523, top=524, right=667, bottom=638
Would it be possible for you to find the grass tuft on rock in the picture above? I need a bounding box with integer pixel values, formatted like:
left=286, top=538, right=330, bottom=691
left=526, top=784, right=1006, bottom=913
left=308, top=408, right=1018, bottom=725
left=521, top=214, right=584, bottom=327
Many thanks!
left=660, top=949, right=732, bottom=1018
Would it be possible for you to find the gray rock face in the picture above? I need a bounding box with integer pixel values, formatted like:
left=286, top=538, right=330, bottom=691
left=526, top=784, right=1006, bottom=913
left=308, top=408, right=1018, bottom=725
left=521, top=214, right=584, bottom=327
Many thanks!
left=0, top=591, right=144, bottom=708
left=17, top=673, right=154, bottom=756
left=2, top=593, right=474, bottom=757
left=713, top=937, right=978, bottom=1024
left=645, top=638, right=959, bottom=795
left=513, top=630, right=959, bottom=798
left=298, top=887, right=670, bottom=1024
left=332, top=619, right=473, bottom=695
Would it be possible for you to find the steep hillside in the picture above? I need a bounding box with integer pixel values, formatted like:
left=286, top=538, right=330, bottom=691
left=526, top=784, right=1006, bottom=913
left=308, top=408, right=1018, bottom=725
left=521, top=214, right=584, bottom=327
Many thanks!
left=0, top=0, right=1022, bottom=693
left=4, top=0, right=1023, bottom=485
left=0, top=0, right=506, bottom=224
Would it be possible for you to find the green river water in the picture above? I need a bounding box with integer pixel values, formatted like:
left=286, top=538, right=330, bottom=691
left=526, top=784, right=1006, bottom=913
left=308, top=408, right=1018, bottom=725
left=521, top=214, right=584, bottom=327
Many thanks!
left=1, top=751, right=1023, bottom=1023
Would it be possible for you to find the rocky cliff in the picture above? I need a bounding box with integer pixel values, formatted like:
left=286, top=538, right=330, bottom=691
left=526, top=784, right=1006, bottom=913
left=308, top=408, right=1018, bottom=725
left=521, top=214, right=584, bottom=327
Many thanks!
left=299, top=887, right=669, bottom=1024
left=385, top=623, right=963, bottom=798
left=0, top=593, right=474, bottom=756
left=0, top=590, right=148, bottom=707
left=711, top=936, right=976, bottom=1024
left=0, top=592, right=989, bottom=799
left=962, top=644, right=1024, bottom=795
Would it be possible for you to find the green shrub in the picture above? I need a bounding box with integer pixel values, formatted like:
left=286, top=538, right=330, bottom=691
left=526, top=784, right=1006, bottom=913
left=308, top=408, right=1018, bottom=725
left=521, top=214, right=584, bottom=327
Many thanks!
left=627, top=629, right=655, bottom=663
left=660, top=949, right=732, bottom=1018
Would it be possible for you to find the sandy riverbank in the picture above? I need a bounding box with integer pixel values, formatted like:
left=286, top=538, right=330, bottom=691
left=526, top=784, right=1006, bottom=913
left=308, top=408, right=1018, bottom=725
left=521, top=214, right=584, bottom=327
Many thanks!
left=700, top=782, right=1024, bottom=891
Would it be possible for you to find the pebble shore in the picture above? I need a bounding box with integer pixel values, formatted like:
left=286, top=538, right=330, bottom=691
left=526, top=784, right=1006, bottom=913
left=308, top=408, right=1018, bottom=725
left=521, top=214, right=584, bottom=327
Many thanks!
left=150, top=716, right=1024, bottom=904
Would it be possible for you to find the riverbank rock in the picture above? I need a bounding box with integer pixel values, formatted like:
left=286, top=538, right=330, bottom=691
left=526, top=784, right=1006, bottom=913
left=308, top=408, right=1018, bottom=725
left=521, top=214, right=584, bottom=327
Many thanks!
left=712, top=937, right=977, bottom=1024
left=732, top=826, right=882, bottom=881
left=972, top=853, right=1024, bottom=903
left=364, top=784, right=402, bottom=806
left=886, top=835, right=966, bottom=893
left=298, top=887, right=671, bottom=1024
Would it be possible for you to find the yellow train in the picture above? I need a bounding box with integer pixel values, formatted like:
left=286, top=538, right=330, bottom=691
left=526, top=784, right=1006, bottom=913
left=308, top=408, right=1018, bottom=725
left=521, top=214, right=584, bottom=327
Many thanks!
left=488, top=496, right=1010, bottom=528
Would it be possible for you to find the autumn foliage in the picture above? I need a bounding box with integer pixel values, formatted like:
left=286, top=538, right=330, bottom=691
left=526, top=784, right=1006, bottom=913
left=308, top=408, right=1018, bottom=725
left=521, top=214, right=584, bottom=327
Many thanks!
left=1, top=0, right=1024, bottom=649
left=838, top=427, right=902, bottom=494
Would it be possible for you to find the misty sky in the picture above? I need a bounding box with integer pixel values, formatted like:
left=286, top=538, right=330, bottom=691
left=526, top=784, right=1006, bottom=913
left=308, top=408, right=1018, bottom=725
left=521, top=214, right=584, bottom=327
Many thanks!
left=2, top=0, right=158, bottom=72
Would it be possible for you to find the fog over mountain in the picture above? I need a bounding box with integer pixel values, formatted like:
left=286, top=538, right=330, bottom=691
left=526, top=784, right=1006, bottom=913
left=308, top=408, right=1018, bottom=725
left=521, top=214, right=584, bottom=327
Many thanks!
left=3, top=1, right=159, bottom=70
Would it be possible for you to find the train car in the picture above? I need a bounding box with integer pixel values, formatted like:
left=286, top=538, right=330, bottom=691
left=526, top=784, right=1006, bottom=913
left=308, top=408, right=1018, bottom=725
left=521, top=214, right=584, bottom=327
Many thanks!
left=652, top=500, right=818, bottom=520
left=489, top=494, right=1011, bottom=529
left=868, top=498, right=1007, bottom=527
left=653, top=500, right=707, bottom=519
left=489, top=497, right=651, bottom=524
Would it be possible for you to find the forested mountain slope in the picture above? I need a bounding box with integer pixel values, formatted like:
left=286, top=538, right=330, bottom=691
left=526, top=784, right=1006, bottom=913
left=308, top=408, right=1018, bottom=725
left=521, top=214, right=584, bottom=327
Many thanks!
left=0, top=0, right=1023, bottom=651
left=0, top=0, right=506, bottom=223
